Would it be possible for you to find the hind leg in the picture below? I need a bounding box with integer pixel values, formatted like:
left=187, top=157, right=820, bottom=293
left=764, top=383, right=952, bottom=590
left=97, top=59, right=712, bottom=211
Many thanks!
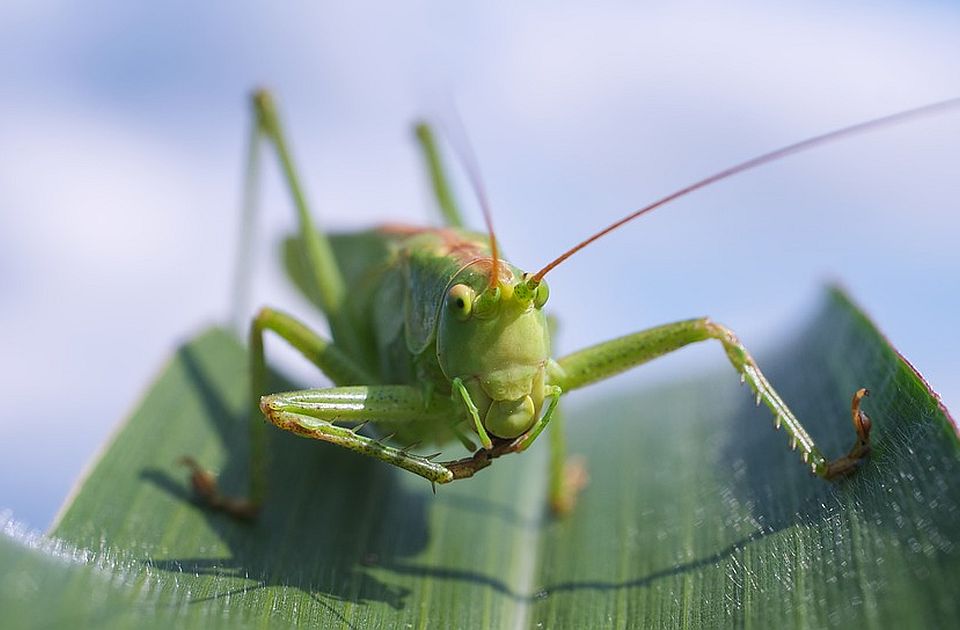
left=414, top=122, right=465, bottom=228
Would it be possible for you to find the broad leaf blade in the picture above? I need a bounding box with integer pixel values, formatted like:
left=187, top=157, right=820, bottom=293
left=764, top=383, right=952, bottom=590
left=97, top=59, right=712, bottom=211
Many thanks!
left=1, top=516, right=183, bottom=629
left=532, top=288, right=959, bottom=627
left=52, top=327, right=544, bottom=627
left=28, top=287, right=960, bottom=627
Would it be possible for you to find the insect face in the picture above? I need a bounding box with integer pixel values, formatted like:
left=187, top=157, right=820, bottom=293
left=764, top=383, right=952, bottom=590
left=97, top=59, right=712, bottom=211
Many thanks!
left=437, top=260, right=552, bottom=438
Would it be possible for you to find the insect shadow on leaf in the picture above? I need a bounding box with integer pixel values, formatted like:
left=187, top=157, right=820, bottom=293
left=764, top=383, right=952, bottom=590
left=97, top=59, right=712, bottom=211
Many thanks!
left=142, top=343, right=423, bottom=611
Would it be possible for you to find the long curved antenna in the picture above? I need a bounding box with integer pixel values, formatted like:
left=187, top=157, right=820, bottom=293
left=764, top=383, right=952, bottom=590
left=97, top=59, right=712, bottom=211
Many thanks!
left=532, top=97, right=960, bottom=284
left=442, top=113, right=501, bottom=289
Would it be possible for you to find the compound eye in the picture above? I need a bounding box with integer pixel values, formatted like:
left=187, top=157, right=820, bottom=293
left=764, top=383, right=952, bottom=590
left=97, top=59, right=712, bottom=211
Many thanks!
left=533, top=280, right=550, bottom=309
left=447, top=284, right=475, bottom=321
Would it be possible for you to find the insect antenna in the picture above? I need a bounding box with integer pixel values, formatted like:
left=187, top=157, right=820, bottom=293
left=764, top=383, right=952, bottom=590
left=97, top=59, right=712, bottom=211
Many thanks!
left=441, top=111, right=502, bottom=289
left=531, top=97, right=960, bottom=284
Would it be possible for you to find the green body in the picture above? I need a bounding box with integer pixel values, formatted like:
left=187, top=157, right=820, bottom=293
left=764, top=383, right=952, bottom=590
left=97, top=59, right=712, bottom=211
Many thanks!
left=312, top=227, right=550, bottom=446
left=181, top=91, right=873, bottom=519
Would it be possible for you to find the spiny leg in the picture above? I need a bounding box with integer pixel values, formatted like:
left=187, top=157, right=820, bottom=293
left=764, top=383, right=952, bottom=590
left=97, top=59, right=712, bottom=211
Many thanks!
left=553, top=318, right=872, bottom=479
left=414, top=122, right=465, bottom=228
left=281, top=382, right=582, bottom=493
left=259, top=385, right=459, bottom=483
left=183, top=307, right=376, bottom=519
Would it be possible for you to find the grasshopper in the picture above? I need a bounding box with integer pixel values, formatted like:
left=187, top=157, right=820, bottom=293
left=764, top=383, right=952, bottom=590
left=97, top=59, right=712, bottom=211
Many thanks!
left=182, top=90, right=959, bottom=519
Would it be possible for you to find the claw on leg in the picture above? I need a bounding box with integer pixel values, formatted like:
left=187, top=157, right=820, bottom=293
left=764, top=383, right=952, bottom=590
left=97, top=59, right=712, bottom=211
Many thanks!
left=823, top=388, right=873, bottom=480
left=179, top=456, right=260, bottom=520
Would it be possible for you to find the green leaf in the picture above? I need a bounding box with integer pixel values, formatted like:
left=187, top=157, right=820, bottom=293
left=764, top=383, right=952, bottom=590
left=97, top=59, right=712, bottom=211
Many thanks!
left=5, top=287, right=956, bottom=627
left=0, top=519, right=180, bottom=629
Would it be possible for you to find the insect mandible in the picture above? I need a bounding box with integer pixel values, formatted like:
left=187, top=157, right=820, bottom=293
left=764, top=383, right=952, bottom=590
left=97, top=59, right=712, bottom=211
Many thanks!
left=181, top=90, right=960, bottom=519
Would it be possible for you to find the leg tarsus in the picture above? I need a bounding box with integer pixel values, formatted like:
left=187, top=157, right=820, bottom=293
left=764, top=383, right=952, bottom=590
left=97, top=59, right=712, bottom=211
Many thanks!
left=442, top=437, right=517, bottom=479
left=544, top=404, right=588, bottom=516
left=851, top=388, right=873, bottom=441
left=179, top=457, right=260, bottom=520
left=550, top=455, right=589, bottom=516
left=822, top=388, right=872, bottom=480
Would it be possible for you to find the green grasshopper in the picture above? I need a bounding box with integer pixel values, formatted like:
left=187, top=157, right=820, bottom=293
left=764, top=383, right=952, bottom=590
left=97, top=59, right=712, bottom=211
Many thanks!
left=182, top=91, right=959, bottom=519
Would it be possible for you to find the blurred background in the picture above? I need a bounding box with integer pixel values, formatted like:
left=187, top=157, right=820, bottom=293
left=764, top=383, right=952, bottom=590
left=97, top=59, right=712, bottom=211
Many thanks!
left=1, top=1, right=957, bottom=530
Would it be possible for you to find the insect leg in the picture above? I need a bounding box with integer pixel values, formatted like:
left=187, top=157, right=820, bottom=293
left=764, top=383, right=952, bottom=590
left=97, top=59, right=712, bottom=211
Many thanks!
left=511, top=387, right=587, bottom=513
left=259, top=385, right=458, bottom=483
left=182, top=306, right=376, bottom=519
left=543, top=407, right=589, bottom=515
left=451, top=377, right=493, bottom=450
left=250, top=90, right=356, bottom=350
left=553, top=318, right=872, bottom=479
left=229, top=106, right=263, bottom=332
left=541, top=315, right=588, bottom=514
left=414, top=122, right=465, bottom=228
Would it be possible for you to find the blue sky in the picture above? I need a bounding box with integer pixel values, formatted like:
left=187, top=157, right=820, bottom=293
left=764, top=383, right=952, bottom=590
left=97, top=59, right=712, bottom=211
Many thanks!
left=1, top=1, right=958, bottom=529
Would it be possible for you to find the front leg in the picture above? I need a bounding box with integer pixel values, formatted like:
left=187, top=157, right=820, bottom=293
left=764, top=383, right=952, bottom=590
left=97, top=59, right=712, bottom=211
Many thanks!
left=553, top=318, right=872, bottom=479
left=259, top=385, right=460, bottom=483
left=183, top=306, right=379, bottom=520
